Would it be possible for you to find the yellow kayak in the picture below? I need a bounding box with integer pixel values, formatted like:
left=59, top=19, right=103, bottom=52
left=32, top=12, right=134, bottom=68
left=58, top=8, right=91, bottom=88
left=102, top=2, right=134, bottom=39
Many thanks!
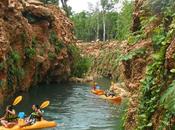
left=0, top=120, right=57, bottom=130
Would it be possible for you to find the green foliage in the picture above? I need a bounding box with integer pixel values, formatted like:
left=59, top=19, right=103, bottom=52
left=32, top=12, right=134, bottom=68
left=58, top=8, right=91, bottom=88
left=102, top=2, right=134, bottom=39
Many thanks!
left=0, top=62, right=5, bottom=71
left=25, top=47, right=36, bottom=59
left=128, top=15, right=156, bottom=45
left=7, top=66, right=15, bottom=89
left=68, top=44, right=92, bottom=77
left=40, top=0, right=58, bottom=5
left=0, top=80, right=4, bottom=88
left=137, top=51, right=165, bottom=129
left=40, top=0, right=72, bottom=16
left=160, top=80, right=175, bottom=113
left=116, top=0, right=134, bottom=40
left=49, top=31, right=64, bottom=53
left=23, top=37, right=37, bottom=59
left=9, top=51, right=21, bottom=64
left=71, top=12, right=97, bottom=41
left=141, top=16, right=157, bottom=30
left=100, top=0, right=117, bottom=11
left=136, top=13, right=175, bottom=129
left=127, top=29, right=146, bottom=45
left=48, top=52, right=57, bottom=61
left=20, top=32, right=28, bottom=44
left=7, top=65, right=25, bottom=89
left=72, top=56, right=92, bottom=78
left=32, top=37, right=38, bottom=47
left=120, top=48, right=146, bottom=61
left=143, top=0, right=175, bottom=15
left=7, top=51, right=25, bottom=89
left=71, top=0, right=133, bottom=41
left=152, top=25, right=166, bottom=50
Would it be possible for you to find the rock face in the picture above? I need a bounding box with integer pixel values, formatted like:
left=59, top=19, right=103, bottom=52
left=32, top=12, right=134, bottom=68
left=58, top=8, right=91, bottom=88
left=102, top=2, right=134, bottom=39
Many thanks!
left=79, top=0, right=175, bottom=129
left=0, top=0, right=75, bottom=103
left=123, top=0, right=175, bottom=130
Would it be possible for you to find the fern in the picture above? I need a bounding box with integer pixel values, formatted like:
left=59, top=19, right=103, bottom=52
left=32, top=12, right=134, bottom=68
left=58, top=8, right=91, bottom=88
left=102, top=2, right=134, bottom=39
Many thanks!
left=25, top=47, right=36, bottom=59
left=120, top=48, right=146, bottom=61
left=160, top=80, right=175, bottom=113
left=49, top=31, right=64, bottom=53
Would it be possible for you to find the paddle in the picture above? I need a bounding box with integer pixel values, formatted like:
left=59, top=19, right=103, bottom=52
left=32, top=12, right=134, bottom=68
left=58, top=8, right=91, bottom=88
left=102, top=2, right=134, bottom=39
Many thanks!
left=12, top=96, right=23, bottom=106
left=39, top=100, right=65, bottom=127
left=40, top=100, right=50, bottom=109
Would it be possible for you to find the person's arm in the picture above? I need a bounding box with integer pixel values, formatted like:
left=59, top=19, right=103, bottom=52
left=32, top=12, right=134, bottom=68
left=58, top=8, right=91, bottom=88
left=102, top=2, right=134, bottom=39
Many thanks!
left=0, top=116, right=5, bottom=120
left=37, top=109, right=43, bottom=116
left=6, top=109, right=16, bottom=115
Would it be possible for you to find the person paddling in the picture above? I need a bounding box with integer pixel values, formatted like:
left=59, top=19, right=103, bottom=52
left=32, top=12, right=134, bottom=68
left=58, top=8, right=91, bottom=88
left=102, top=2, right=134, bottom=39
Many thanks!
left=20, top=104, right=43, bottom=128
left=0, top=105, right=17, bottom=128
left=105, top=81, right=116, bottom=97
left=92, top=82, right=100, bottom=90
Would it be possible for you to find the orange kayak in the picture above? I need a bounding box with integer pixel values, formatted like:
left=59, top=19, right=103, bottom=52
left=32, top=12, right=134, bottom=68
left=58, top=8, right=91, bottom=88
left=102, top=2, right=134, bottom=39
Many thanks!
left=99, top=95, right=122, bottom=103
left=0, top=120, right=57, bottom=130
left=91, top=89, right=104, bottom=95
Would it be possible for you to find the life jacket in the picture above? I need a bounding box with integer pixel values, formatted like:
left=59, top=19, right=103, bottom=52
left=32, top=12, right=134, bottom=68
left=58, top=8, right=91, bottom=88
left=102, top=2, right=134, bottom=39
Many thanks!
left=5, top=111, right=17, bottom=122
left=30, top=111, right=42, bottom=121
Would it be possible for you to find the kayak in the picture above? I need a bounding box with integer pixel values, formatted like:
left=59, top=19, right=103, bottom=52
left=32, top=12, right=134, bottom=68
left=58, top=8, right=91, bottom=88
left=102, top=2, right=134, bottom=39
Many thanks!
left=91, top=89, right=104, bottom=95
left=99, top=95, right=122, bottom=103
left=91, top=89, right=122, bottom=103
left=0, top=120, right=57, bottom=130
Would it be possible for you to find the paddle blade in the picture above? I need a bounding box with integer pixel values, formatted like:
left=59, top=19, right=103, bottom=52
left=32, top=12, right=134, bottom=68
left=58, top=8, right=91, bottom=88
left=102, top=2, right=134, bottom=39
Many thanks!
left=40, top=100, right=50, bottom=109
left=13, top=96, right=23, bottom=106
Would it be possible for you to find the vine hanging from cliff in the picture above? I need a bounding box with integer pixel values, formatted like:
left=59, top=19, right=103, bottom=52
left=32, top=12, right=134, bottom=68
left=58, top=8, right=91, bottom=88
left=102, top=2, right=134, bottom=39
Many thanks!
left=137, top=12, right=175, bottom=130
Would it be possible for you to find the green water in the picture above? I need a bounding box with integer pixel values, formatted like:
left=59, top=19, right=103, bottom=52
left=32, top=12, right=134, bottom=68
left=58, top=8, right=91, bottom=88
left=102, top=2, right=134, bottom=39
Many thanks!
left=0, top=78, right=126, bottom=130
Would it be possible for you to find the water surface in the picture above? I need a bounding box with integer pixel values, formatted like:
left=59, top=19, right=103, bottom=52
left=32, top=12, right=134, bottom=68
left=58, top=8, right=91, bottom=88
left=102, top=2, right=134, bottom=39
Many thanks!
left=0, top=79, right=126, bottom=130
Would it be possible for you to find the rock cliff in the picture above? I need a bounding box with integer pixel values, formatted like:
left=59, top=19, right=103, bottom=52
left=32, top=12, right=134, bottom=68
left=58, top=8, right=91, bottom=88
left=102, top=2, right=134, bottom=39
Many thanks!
left=0, top=0, right=75, bottom=103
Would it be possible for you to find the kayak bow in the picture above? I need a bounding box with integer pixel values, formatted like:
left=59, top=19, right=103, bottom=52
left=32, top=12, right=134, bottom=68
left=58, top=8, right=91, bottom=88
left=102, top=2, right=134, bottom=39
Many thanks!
left=0, top=120, right=57, bottom=130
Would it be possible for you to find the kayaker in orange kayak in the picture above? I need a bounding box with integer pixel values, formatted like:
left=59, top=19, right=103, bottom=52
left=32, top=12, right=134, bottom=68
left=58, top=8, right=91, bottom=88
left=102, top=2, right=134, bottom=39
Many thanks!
left=105, top=81, right=116, bottom=97
left=92, top=82, right=100, bottom=90
left=0, top=105, right=17, bottom=128
left=20, top=104, right=43, bottom=128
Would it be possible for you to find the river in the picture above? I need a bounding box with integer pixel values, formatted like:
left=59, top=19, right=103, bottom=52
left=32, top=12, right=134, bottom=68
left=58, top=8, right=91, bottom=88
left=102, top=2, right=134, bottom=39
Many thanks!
left=0, top=78, right=126, bottom=130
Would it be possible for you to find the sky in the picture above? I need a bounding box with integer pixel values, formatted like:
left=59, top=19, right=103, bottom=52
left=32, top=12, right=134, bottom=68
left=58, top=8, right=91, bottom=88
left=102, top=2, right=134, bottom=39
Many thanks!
left=67, top=0, right=123, bottom=13
left=67, top=0, right=99, bottom=13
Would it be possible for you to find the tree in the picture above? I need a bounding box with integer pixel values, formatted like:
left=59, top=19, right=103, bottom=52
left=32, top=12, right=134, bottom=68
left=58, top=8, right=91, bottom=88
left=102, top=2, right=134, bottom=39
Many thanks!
left=116, top=0, right=133, bottom=40
left=100, top=0, right=118, bottom=41
left=71, top=0, right=133, bottom=42
left=71, top=12, right=96, bottom=41
left=60, top=0, right=72, bottom=17
left=40, top=0, right=59, bottom=5
left=88, top=2, right=100, bottom=41
left=40, top=0, right=72, bottom=17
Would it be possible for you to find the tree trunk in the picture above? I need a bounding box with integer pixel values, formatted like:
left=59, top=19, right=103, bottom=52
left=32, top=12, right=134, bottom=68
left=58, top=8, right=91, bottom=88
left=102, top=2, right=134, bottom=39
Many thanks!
left=96, top=17, right=99, bottom=41
left=61, top=0, right=69, bottom=17
left=102, top=12, right=106, bottom=42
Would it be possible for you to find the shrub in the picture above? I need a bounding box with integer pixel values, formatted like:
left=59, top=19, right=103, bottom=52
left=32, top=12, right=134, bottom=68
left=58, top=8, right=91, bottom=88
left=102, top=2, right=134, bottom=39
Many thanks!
left=25, top=47, right=36, bottom=59
left=68, top=44, right=92, bottom=77
left=72, top=56, right=92, bottom=78
left=48, top=52, right=57, bottom=61
left=49, top=31, right=64, bottom=53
